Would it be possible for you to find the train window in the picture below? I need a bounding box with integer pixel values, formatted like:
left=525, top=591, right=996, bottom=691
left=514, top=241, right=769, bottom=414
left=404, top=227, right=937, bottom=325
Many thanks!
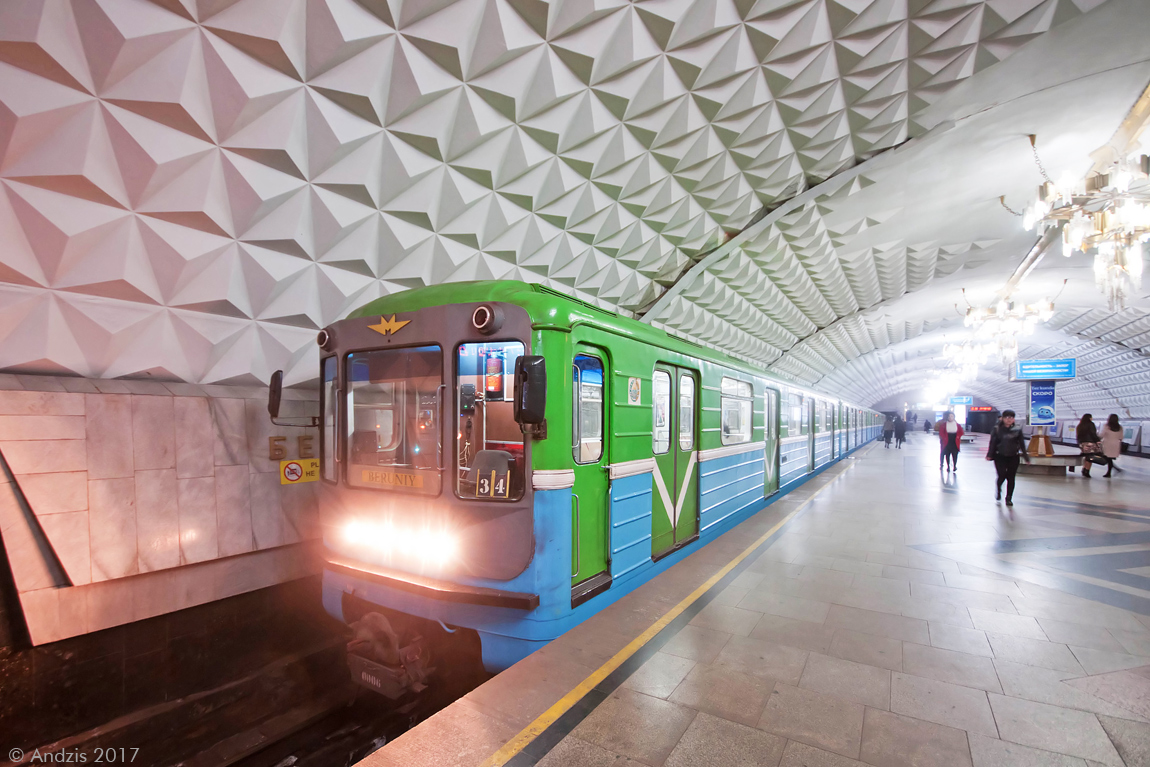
left=345, top=345, right=443, bottom=496
left=720, top=378, right=752, bottom=445
left=789, top=394, right=803, bottom=434
left=653, top=370, right=671, bottom=454
left=456, top=341, right=525, bottom=500
left=321, top=356, right=337, bottom=482
left=573, top=355, right=604, bottom=464
left=679, top=375, right=694, bottom=450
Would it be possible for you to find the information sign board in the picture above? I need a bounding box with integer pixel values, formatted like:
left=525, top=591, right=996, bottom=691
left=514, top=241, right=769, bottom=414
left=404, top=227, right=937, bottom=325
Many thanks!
left=1015, top=359, right=1076, bottom=380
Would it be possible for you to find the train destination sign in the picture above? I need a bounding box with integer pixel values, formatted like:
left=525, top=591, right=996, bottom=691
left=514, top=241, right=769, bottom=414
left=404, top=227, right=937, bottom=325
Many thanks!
left=1013, top=358, right=1076, bottom=380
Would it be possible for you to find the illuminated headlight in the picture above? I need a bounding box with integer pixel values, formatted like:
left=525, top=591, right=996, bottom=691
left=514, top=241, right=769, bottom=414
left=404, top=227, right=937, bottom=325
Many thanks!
left=342, top=519, right=458, bottom=568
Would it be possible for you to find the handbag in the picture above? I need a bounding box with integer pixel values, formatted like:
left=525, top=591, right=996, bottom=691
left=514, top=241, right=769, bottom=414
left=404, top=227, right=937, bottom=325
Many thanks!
left=1079, top=441, right=1101, bottom=455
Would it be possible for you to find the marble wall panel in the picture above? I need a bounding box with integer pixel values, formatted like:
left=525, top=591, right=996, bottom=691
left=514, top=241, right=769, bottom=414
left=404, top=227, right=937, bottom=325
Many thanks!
left=134, top=469, right=180, bottom=572
left=85, top=578, right=136, bottom=634
left=0, top=480, right=58, bottom=592
left=17, top=471, right=87, bottom=515
left=131, top=395, right=175, bottom=471
left=88, top=478, right=138, bottom=582
left=244, top=398, right=279, bottom=474
left=174, top=397, right=214, bottom=479
left=0, top=415, right=86, bottom=441
left=0, top=378, right=324, bottom=645
left=249, top=471, right=283, bottom=550
left=0, top=440, right=86, bottom=474
left=177, top=476, right=217, bottom=564
left=38, top=510, right=91, bottom=586
left=215, top=464, right=253, bottom=558
left=280, top=484, right=318, bottom=545
left=0, top=390, right=85, bottom=416
left=86, top=394, right=133, bottom=479
left=210, top=398, right=249, bottom=467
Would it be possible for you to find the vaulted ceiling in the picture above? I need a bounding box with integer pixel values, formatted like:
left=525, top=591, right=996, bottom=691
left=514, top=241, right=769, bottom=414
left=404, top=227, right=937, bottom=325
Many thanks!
left=0, top=0, right=1147, bottom=416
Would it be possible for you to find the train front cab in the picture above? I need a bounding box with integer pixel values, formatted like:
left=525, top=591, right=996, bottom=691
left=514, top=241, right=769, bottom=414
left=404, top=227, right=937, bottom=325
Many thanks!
left=309, top=288, right=880, bottom=674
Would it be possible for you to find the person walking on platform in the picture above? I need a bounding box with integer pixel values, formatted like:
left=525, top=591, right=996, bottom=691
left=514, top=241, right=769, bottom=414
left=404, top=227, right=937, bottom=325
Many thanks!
left=939, top=412, right=962, bottom=471
left=987, top=410, right=1030, bottom=506
left=1100, top=414, right=1125, bottom=478
left=883, top=414, right=894, bottom=448
left=894, top=415, right=907, bottom=449
left=923, top=418, right=933, bottom=432
left=1077, top=413, right=1100, bottom=478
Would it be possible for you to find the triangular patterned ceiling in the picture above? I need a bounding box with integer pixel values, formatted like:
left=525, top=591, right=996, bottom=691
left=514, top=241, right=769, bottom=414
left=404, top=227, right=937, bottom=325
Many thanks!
left=0, top=0, right=1110, bottom=385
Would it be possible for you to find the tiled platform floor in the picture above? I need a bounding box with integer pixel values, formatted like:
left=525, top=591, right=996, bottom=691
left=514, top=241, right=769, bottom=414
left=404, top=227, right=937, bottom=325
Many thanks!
left=365, top=434, right=1150, bottom=767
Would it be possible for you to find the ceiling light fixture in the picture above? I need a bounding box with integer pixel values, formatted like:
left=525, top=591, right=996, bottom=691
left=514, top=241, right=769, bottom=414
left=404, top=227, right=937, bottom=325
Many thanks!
left=1025, top=152, right=1148, bottom=310
left=1018, top=81, right=1150, bottom=311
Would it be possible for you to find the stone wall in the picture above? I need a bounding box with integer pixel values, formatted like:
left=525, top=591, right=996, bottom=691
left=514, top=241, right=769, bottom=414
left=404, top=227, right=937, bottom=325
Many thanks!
left=0, top=373, right=323, bottom=645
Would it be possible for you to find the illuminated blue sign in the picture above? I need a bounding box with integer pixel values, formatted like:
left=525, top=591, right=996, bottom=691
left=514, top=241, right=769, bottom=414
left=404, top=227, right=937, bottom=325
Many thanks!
left=949, top=395, right=973, bottom=405
left=1015, top=358, right=1076, bottom=380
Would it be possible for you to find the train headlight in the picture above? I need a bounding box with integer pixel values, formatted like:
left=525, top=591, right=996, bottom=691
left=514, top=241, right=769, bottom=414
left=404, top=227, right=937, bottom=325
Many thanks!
left=342, top=519, right=457, bottom=568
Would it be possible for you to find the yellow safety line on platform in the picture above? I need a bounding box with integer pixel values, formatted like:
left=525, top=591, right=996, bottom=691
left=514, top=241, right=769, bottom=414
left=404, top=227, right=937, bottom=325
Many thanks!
left=480, top=450, right=867, bottom=767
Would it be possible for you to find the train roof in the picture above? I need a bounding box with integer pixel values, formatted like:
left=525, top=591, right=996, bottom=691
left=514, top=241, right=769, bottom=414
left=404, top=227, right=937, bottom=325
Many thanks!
left=348, top=281, right=876, bottom=413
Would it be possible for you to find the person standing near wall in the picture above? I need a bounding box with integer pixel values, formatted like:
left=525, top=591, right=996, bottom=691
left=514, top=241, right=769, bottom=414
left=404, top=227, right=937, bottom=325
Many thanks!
left=1077, top=413, right=1100, bottom=478
left=883, top=414, right=895, bottom=448
left=894, top=415, right=907, bottom=449
left=939, top=412, right=962, bottom=471
left=986, top=410, right=1030, bottom=506
left=1100, top=414, right=1125, bottom=478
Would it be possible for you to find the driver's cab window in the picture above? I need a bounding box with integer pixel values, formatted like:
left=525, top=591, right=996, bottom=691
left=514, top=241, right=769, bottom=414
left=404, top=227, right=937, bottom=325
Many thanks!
left=345, top=345, right=442, bottom=495
left=456, top=341, right=525, bottom=500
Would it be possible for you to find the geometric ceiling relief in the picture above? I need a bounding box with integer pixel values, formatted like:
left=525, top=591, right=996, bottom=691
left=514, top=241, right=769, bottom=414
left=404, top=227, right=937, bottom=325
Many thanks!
left=0, top=0, right=1105, bottom=385
left=643, top=168, right=999, bottom=388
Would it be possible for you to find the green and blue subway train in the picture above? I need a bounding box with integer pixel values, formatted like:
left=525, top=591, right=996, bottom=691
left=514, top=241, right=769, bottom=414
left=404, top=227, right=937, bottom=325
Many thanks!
left=292, top=281, right=882, bottom=673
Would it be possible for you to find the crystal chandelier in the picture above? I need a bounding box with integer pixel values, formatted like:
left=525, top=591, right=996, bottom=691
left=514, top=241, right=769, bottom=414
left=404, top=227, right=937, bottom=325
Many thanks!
left=942, top=340, right=991, bottom=380
left=958, top=294, right=1056, bottom=368
left=1024, top=151, right=1149, bottom=310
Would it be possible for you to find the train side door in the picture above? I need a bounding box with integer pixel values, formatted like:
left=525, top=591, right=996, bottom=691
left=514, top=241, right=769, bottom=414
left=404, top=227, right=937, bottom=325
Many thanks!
left=571, top=347, right=610, bottom=604
left=764, top=387, right=779, bottom=495
left=651, top=365, right=699, bottom=557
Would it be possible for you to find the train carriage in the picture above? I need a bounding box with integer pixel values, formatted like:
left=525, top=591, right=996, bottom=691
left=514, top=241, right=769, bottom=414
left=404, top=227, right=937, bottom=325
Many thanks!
left=284, top=281, right=879, bottom=676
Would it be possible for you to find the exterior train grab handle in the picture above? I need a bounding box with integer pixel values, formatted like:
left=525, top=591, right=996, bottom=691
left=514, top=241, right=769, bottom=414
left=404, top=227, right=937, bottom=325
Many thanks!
left=571, top=493, right=581, bottom=579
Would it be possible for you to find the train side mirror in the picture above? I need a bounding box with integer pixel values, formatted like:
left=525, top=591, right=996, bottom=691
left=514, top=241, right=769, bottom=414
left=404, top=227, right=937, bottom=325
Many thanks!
left=268, top=370, right=284, bottom=420
left=514, top=356, right=547, bottom=438
left=268, top=370, right=320, bottom=428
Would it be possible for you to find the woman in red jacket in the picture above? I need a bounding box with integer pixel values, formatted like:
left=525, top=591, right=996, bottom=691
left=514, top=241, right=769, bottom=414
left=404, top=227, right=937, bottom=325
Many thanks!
left=939, top=412, right=964, bottom=471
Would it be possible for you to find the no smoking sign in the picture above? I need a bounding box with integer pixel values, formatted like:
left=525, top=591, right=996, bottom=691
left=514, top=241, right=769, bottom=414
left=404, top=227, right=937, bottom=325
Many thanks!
left=280, top=458, right=320, bottom=485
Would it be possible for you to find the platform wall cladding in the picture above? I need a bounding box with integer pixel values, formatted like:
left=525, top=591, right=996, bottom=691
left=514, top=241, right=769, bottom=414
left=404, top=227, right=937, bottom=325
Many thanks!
left=0, top=374, right=322, bottom=646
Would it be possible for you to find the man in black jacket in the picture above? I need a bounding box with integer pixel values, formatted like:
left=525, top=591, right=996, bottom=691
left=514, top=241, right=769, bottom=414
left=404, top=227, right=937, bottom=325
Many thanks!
left=986, top=410, right=1030, bottom=506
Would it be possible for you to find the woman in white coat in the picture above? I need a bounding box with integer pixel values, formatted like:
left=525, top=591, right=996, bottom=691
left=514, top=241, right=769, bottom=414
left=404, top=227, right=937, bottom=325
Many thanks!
left=1100, top=414, right=1125, bottom=478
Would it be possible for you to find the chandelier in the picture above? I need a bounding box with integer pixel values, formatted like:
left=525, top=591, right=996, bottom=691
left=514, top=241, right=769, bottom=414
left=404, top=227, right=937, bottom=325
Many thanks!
left=942, top=340, right=991, bottom=380
left=955, top=292, right=1057, bottom=370
left=1023, top=149, right=1149, bottom=310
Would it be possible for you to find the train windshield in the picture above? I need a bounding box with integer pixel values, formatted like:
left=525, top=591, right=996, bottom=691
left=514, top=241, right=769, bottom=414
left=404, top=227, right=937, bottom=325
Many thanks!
left=345, top=346, right=443, bottom=496
left=455, top=341, right=525, bottom=501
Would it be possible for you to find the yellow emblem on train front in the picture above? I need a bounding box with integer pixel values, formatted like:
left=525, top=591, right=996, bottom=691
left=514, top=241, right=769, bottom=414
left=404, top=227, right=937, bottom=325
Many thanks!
left=360, top=469, right=424, bottom=489
left=369, top=315, right=410, bottom=336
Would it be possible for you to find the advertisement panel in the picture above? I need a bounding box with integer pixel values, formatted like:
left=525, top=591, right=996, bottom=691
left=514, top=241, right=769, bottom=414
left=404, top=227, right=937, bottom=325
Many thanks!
left=1028, top=381, right=1056, bottom=426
